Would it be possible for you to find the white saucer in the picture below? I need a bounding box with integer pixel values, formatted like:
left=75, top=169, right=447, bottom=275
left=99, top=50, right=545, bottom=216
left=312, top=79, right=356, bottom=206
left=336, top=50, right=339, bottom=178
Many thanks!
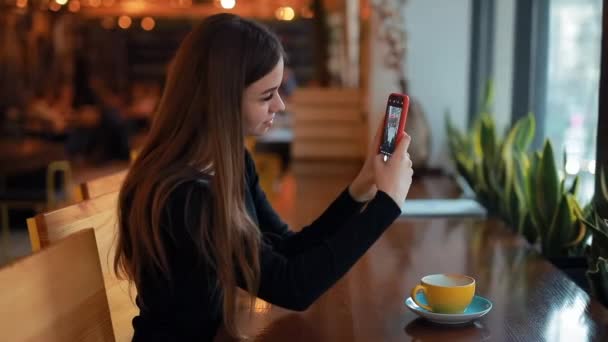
left=404, top=295, right=492, bottom=325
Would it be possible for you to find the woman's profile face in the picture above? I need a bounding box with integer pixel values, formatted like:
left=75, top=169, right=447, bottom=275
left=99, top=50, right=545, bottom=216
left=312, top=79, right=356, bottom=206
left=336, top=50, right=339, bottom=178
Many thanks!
left=242, top=58, right=285, bottom=136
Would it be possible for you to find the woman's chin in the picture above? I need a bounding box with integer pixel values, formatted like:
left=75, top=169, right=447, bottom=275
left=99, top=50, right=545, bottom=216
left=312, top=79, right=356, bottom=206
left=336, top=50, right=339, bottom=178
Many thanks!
left=246, top=122, right=273, bottom=137
left=258, top=123, right=272, bottom=135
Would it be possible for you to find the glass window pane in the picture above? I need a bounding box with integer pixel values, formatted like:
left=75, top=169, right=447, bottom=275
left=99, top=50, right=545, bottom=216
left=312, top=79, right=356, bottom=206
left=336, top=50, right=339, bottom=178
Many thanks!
left=545, top=0, right=603, bottom=202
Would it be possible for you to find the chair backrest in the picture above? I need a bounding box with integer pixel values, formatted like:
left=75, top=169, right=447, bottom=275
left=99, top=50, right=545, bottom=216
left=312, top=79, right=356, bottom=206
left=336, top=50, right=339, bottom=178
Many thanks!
left=28, top=191, right=136, bottom=342
left=80, top=169, right=128, bottom=200
left=0, top=229, right=115, bottom=341
left=290, top=87, right=366, bottom=160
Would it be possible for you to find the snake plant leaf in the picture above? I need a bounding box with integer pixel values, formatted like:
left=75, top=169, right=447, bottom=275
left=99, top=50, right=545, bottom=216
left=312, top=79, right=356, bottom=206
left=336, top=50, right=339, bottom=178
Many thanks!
left=514, top=152, right=530, bottom=201
left=527, top=152, right=544, bottom=230
left=481, top=80, right=495, bottom=115
left=537, top=140, right=560, bottom=229
left=501, top=115, right=535, bottom=219
left=545, top=194, right=576, bottom=257
left=471, top=120, right=483, bottom=160
left=479, top=115, right=497, bottom=162
left=455, top=153, right=475, bottom=188
left=508, top=114, right=535, bottom=152
left=569, top=175, right=580, bottom=196
left=564, top=195, right=587, bottom=252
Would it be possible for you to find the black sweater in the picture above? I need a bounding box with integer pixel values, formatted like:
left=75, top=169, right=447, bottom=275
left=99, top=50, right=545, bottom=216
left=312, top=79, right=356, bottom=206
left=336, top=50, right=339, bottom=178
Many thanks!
left=132, top=152, right=402, bottom=341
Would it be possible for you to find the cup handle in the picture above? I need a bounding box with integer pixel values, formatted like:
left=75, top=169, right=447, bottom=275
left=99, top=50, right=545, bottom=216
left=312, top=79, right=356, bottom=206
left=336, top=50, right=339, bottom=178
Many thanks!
left=411, top=285, right=433, bottom=311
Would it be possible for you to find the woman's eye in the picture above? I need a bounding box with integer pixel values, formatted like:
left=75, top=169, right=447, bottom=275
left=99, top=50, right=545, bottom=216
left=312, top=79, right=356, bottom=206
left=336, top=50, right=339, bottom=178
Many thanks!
left=261, top=94, right=273, bottom=102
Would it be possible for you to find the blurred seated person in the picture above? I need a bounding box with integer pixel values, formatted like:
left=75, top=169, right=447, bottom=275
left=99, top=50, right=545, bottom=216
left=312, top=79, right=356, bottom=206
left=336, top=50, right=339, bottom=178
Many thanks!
left=26, top=82, right=71, bottom=137
left=123, top=81, right=160, bottom=134
left=66, top=57, right=130, bottom=164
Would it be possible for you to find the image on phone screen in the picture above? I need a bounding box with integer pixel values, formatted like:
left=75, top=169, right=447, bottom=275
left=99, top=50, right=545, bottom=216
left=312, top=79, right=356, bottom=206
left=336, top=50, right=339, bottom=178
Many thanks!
left=381, top=104, right=403, bottom=154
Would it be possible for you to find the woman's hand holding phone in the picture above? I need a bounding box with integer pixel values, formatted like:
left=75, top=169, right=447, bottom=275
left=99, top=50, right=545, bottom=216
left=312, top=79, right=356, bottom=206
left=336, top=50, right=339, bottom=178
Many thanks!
left=374, top=133, right=413, bottom=209
left=349, top=117, right=414, bottom=208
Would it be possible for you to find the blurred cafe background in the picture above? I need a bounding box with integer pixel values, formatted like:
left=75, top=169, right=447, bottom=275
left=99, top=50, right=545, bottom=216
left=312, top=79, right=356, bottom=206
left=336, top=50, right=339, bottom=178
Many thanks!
left=0, top=0, right=605, bottom=267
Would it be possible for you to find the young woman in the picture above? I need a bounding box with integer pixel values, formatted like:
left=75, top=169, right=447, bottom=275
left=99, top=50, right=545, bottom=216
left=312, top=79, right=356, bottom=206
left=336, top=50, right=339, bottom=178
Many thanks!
left=115, top=13, right=414, bottom=341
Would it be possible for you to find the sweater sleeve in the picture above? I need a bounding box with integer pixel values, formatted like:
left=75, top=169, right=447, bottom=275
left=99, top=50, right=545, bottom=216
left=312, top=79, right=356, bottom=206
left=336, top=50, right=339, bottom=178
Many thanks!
left=253, top=190, right=401, bottom=311
left=168, top=179, right=401, bottom=312
left=245, top=150, right=368, bottom=255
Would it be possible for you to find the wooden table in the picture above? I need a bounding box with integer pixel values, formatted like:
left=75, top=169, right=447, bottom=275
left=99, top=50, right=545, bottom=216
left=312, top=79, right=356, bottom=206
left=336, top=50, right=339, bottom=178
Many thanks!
left=217, top=217, right=608, bottom=341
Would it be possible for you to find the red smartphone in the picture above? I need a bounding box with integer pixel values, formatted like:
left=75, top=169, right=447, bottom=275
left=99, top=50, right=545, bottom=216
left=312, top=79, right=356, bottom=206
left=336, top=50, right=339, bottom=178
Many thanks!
left=379, top=93, right=409, bottom=157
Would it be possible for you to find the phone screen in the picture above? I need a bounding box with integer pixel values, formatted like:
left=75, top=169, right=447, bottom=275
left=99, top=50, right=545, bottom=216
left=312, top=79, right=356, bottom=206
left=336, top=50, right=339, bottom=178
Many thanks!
left=380, top=104, right=403, bottom=155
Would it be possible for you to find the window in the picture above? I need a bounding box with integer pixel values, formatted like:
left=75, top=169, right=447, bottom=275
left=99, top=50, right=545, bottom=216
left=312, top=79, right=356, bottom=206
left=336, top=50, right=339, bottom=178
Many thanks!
left=544, top=0, right=603, bottom=201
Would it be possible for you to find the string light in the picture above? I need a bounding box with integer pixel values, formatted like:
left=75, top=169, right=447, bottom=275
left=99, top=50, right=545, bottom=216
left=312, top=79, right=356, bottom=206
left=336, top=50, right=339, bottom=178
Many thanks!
left=275, top=6, right=295, bottom=21
left=102, top=0, right=114, bottom=6
left=141, top=17, right=155, bottom=31
left=220, top=0, right=235, bottom=9
left=55, top=0, right=68, bottom=5
left=89, top=0, right=101, bottom=7
left=16, top=0, right=28, bottom=9
left=118, top=15, right=132, bottom=29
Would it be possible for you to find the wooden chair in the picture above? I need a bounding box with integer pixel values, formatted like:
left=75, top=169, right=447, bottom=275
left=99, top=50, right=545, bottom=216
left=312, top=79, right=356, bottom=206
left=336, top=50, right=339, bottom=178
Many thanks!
left=1, top=160, right=73, bottom=263
left=80, top=169, right=128, bottom=200
left=0, top=228, right=115, bottom=341
left=289, top=87, right=366, bottom=160
left=27, top=191, right=136, bottom=342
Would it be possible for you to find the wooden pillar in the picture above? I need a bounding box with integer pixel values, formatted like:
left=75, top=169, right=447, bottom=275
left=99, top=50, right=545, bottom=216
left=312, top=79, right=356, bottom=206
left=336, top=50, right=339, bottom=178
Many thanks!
left=343, top=0, right=359, bottom=87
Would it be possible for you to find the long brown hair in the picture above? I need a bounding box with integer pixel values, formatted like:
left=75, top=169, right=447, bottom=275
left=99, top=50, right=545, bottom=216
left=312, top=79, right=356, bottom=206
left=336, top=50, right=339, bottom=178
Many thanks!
left=114, top=13, right=284, bottom=336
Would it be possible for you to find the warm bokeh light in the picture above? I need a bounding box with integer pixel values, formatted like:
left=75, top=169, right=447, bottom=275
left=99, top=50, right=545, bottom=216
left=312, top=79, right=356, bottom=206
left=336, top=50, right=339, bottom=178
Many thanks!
left=102, top=0, right=114, bottom=6
left=141, top=17, right=156, bottom=31
left=275, top=6, right=295, bottom=21
left=118, top=15, right=132, bottom=29
left=16, top=0, right=28, bottom=9
left=49, top=1, right=61, bottom=11
left=220, top=0, right=235, bottom=10
left=55, top=0, right=68, bottom=5
left=101, top=16, right=115, bottom=29
left=89, top=0, right=102, bottom=7
left=68, top=0, right=81, bottom=12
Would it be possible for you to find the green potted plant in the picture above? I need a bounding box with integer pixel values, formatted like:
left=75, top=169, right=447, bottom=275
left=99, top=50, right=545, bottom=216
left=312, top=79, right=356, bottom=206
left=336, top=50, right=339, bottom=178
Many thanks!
left=523, top=140, right=590, bottom=290
left=446, top=109, right=537, bottom=243
left=446, top=85, right=591, bottom=288
left=525, top=140, right=587, bottom=257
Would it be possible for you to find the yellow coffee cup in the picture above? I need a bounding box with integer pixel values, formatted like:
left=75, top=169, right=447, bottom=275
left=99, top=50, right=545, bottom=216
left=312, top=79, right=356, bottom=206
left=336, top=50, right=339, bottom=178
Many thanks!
left=410, top=274, right=475, bottom=314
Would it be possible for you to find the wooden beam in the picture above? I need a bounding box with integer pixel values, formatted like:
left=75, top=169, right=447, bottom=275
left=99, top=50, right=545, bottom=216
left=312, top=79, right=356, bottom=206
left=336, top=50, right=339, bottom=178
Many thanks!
left=78, top=0, right=345, bottom=19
